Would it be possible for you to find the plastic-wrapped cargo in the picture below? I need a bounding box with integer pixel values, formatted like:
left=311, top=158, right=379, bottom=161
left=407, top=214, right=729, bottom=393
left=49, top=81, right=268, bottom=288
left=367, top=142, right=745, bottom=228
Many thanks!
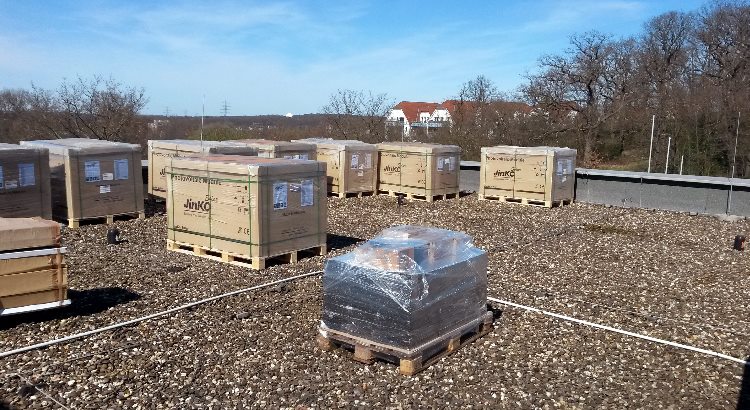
left=376, top=142, right=460, bottom=201
left=293, top=138, right=378, bottom=196
left=320, top=225, right=488, bottom=349
left=479, top=145, right=577, bottom=207
left=20, top=138, right=144, bottom=226
left=231, top=139, right=316, bottom=160
left=147, top=139, right=259, bottom=199
left=0, top=143, right=52, bottom=219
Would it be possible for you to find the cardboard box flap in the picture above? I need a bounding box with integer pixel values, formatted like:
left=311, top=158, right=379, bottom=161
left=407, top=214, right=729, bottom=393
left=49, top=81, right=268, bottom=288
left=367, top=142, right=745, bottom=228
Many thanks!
left=0, top=217, right=61, bottom=252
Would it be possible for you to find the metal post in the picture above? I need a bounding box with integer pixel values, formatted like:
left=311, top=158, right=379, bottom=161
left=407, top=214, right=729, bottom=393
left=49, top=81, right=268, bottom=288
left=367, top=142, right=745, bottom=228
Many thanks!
left=200, top=95, right=205, bottom=149
left=728, top=112, right=741, bottom=214
left=679, top=155, right=684, bottom=175
left=647, top=115, right=655, bottom=173
left=664, top=136, right=671, bottom=174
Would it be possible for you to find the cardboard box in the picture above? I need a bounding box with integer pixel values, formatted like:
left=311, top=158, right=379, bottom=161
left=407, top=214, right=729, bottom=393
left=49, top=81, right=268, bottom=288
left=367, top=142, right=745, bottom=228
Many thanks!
left=0, top=143, right=52, bottom=219
left=0, top=288, right=68, bottom=310
left=0, top=217, right=61, bottom=252
left=376, top=142, right=460, bottom=199
left=294, top=138, right=378, bottom=195
left=479, top=145, right=577, bottom=203
left=166, top=155, right=327, bottom=261
left=21, top=138, right=145, bottom=223
left=231, top=139, right=316, bottom=159
left=147, top=139, right=259, bottom=199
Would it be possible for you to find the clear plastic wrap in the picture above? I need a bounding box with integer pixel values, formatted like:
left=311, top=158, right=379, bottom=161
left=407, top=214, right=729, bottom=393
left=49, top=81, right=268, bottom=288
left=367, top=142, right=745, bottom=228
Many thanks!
left=321, top=225, right=488, bottom=349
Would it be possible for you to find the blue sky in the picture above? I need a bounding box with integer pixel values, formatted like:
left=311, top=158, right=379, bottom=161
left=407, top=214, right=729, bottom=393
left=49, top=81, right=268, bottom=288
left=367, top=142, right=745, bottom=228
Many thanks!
left=0, top=1, right=705, bottom=116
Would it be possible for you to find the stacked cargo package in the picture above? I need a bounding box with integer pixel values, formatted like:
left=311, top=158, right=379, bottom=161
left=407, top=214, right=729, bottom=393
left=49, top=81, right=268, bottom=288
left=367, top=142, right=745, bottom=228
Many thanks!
left=231, top=139, right=316, bottom=160
left=293, top=138, right=378, bottom=197
left=147, top=139, right=259, bottom=199
left=0, top=143, right=52, bottom=219
left=21, top=138, right=145, bottom=227
left=319, top=226, right=491, bottom=374
left=376, top=142, right=460, bottom=201
left=0, top=217, right=69, bottom=315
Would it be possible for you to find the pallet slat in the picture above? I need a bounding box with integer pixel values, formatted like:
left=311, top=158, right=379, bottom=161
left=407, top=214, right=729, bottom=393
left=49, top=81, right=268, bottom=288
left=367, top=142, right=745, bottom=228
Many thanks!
left=378, top=190, right=459, bottom=203
left=166, top=239, right=327, bottom=270
left=318, top=311, right=493, bottom=375
left=478, top=194, right=573, bottom=208
left=68, top=211, right=145, bottom=229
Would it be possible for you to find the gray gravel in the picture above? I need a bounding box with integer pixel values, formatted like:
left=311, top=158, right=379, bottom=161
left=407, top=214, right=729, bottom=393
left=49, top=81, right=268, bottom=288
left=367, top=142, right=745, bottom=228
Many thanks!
left=1, top=195, right=749, bottom=408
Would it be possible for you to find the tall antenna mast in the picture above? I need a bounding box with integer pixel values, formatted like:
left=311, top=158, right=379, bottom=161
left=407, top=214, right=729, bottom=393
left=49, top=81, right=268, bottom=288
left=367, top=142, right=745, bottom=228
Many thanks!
left=221, top=99, right=230, bottom=117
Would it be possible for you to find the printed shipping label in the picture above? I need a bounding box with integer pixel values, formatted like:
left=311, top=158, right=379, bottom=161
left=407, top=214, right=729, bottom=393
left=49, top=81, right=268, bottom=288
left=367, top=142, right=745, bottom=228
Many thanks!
left=5, top=180, right=18, bottom=189
left=298, top=153, right=309, bottom=160
left=449, top=156, right=456, bottom=171
left=100, top=185, right=111, bottom=194
left=19, top=163, right=36, bottom=187
left=364, top=153, right=372, bottom=169
left=102, top=173, right=114, bottom=181
left=350, top=153, right=360, bottom=170
left=301, top=179, right=314, bottom=207
left=114, top=159, right=129, bottom=180
left=0, top=165, right=3, bottom=189
left=273, top=182, right=288, bottom=210
left=84, top=161, right=101, bottom=182
left=437, top=157, right=445, bottom=171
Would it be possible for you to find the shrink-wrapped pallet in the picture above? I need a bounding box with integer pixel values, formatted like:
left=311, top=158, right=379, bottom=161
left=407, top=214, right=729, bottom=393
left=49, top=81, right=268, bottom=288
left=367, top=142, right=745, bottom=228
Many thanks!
left=321, top=225, right=488, bottom=349
left=0, top=143, right=52, bottom=219
left=147, top=139, right=258, bottom=199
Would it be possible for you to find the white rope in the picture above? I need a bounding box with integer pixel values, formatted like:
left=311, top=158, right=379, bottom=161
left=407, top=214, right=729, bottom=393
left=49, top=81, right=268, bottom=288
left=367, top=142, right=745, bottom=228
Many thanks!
left=488, top=296, right=748, bottom=366
left=0, top=271, right=321, bottom=359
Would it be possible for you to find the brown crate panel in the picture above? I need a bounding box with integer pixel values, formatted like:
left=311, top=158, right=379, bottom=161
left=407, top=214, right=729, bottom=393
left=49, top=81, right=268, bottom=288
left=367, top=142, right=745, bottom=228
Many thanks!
left=0, top=266, right=68, bottom=297
left=0, top=288, right=68, bottom=309
left=318, top=312, right=493, bottom=376
left=478, top=195, right=573, bottom=208
left=166, top=239, right=327, bottom=270
left=378, top=190, right=459, bottom=203
left=67, top=211, right=145, bottom=229
left=330, top=191, right=376, bottom=199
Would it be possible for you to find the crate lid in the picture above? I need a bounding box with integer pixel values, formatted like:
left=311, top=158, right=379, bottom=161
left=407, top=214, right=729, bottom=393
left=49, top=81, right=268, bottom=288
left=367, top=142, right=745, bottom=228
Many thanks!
left=293, top=138, right=376, bottom=151
left=168, top=154, right=326, bottom=177
left=230, top=139, right=315, bottom=152
left=148, top=139, right=258, bottom=154
left=376, top=141, right=460, bottom=154
left=0, top=217, right=61, bottom=252
left=482, top=145, right=577, bottom=156
left=0, top=143, right=48, bottom=153
left=21, top=138, right=141, bottom=156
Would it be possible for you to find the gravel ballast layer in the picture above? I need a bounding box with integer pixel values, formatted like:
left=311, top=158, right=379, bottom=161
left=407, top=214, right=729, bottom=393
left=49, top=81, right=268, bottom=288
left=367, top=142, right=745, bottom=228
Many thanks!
left=2, top=195, right=749, bottom=408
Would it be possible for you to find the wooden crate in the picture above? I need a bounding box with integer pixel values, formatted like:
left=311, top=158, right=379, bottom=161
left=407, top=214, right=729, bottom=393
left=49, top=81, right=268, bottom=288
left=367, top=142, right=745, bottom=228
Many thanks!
left=166, top=155, right=327, bottom=268
left=147, top=139, right=258, bottom=199
left=0, top=217, right=68, bottom=315
left=318, top=312, right=493, bottom=375
left=0, top=143, right=52, bottom=219
left=294, top=138, right=378, bottom=196
left=479, top=145, right=577, bottom=207
left=21, top=138, right=145, bottom=227
left=376, top=142, right=460, bottom=202
left=231, top=139, right=316, bottom=160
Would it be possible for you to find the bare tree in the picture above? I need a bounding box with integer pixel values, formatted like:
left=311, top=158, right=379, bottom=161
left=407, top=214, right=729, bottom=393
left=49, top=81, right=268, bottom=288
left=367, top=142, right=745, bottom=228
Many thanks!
left=321, top=89, right=393, bottom=143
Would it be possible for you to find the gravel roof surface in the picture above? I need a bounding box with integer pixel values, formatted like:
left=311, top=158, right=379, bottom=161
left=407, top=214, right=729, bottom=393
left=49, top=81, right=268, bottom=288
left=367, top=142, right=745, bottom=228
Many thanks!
left=2, top=195, right=749, bottom=409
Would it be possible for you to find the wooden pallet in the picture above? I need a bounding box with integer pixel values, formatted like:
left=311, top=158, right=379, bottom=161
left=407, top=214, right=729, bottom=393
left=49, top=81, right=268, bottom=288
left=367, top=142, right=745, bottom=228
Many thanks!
left=318, top=311, right=493, bottom=375
left=166, top=239, right=327, bottom=270
left=67, top=211, right=145, bottom=229
left=478, top=195, right=573, bottom=208
left=378, top=190, right=459, bottom=203
left=330, top=191, right=376, bottom=199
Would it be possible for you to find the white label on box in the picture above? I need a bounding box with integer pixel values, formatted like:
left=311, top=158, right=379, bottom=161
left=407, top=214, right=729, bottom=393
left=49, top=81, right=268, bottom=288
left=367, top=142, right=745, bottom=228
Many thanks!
left=364, top=153, right=372, bottom=169
left=567, top=159, right=574, bottom=175
left=437, top=157, right=445, bottom=171
left=449, top=157, right=456, bottom=171
left=114, top=159, right=129, bottom=180
left=102, top=173, right=114, bottom=181
left=0, top=165, right=3, bottom=189
left=5, top=180, right=18, bottom=189
left=297, top=153, right=309, bottom=160
left=273, top=182, right=288, bottom=210
left=18, top=163, right=35, bottom=186
left=84, top=161, right=101, bottom=182
left=301, top=179, right=314, bottom=207
left=283, top=155, right=292, bottom=159
left=357, top=170, right=364, bottom=177
left=100, top=184, right=111, bottom=194
left=351, top=153, right=360, bottom=170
